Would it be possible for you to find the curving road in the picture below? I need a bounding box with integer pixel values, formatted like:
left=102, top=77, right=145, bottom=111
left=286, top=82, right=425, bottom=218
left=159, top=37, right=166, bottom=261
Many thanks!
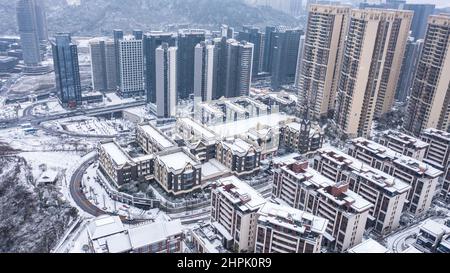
left=69, top=153, right=105, bottom=217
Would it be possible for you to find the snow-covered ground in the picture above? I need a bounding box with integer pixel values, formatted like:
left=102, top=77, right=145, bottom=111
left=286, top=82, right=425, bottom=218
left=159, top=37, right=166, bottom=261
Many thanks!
left=9, top=73, right=54, bottom=94
left=0, top=101, right=33, bottom=120
left=18, top=151, right=83, bottom=182
left=0, top=127, right=97, bottom=151
left=32, top=99, right=67, bottom=116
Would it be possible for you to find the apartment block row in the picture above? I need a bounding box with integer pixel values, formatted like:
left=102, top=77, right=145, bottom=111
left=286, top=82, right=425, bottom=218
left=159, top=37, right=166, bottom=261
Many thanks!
left=200, top=176, right=329, bottom=253
left=379, top=129, right=450, bottom=201
left=272, top=160, right=372, bottom=252
left=313, top=148, right=411, bottom=235
left=348, top=137, right=442, bottom=215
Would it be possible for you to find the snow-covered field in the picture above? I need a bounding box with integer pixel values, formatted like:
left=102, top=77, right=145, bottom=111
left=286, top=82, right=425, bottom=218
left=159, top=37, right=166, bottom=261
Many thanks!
left=0, top=127, right=97, bottom=151
left=43, top=116, right=135, bottom=136
left=18, top=151, right=83, bottom=183
left=9, top=73, right=54, bottom=94
left=32, top=100, right=67, bottom=116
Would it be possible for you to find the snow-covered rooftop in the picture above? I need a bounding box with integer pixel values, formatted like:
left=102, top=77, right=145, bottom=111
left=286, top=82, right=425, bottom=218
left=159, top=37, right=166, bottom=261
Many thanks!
left=382, top=130, right=429, bottom=149
left=179, top=118, right=216, bottom=139
left=101, top=142, right=130, bottom=166
left=215, top=176, right=267, bottom=213
left=422, top=128, right=450, bottom=141
left=192, top=223, right=230, bottom=253
left=221, top=138, right=258, bottom=156
left=157, top=149, right=199, bottom=171
left=128, top=219, right=183, bottom=250
left=348, top=238, right=389, bottom=253
left=317, top=148, right=411, bottom=194
left=257, top=202, right=328, bottom=235
left=140, top=124, right=176, bottom=149
left=209, top=112, right=294, bottom=138
left=87, top=215, right=126, bottom=241
left=420, top=219, right=450, bottom=237
left=201, top=159, right=230, bottom=181
left=317, top=186, right=373, bottom=213
left=351, top=138, right=442, bottom=177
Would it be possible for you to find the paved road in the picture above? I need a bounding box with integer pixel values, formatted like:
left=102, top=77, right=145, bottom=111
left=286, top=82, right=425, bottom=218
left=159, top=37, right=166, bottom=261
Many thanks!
left=69, top=154, right=105, bottom=217
left=1, top=100, right=146, bottom=129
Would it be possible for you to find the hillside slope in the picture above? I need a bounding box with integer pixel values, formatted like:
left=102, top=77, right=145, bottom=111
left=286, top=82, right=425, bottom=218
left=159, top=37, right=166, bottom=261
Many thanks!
left=0, top=0, right=300, bottom=36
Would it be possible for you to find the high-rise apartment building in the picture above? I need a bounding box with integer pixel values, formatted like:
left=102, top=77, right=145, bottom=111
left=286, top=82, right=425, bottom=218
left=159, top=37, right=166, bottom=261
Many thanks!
left=225, top=39, right=254, bottom=98
left=334, top=9, right=413, bottom=138
left=132, top=29, right=143, bottom=40
left=156, top=43, right=177, bottom=119
left=211, top=37, right=228, bottom=100
left=143, top=32, right=176, bottom=103
left=16, top=0, right=44, bottom=66
left=89, top=39, right=117, bottom=91
left=395, top=37, right=424, bottom=102
left=177, top=29, right=206, bottom=100
left=294, top=35, right=305, bottom=89
left=297, top=4, right=350, bottom=119
left=348, top=138, right=442, bottom=215
left=404, top=15, right=450, bottom=136
left=34, top=0, right=48, bottom=43
left=313, top=148, right=410, bottom=234
left=113, top=29, right=124, bottom=88
left=272, top=160, right=372, bottom=252
left=262, top=26, right=276, bottom=73
left=51, top=33, right=82, bottom=108
left=420, top=128, right=450, bottom=171
left=254, top=202, right=327, bottom=253
left=271, top=29, right=302, bottom=89
left=378, top=130, right=429, bottom=161
left=118, top=36, right=144, bottom=98
left=237, top=26, right=264, bottom=78
left=193, top=38, right=253, bottom=101
left=194, top=42, right=214, bottom=104
left=210, top=176, right=266, bottom=253
left=402, top=4, right=435, bottom=40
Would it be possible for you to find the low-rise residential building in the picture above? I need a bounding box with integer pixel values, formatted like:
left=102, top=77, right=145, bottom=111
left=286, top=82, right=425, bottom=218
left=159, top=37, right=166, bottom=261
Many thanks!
left=279, top=121, right=324, bottom=155
left=378, top=130, right=429, bottom=160
left=87, top=215, right=183, bottom=253
left=254, top=202, right=328, bottom=253
left=189, top=223, right=231, bottom=253
left=272, top=160, right=372, bottom=251
left=245, top=125, right=280, bottom=159
left=136, top=123, right=177, bottom=154
left=348, top=138, right=442, bottom=215
left=98, top=140, right=154, bottom=187
left=420, top=128, right=450, bottom=170
left=210, top=176, right=266, bottom=253
left=347, top=238, right=389, bottom=253
left=154, top=148, right=202, bottom=196
left=314, top=148, right=411, bottom=235
left=414, top=219, right=450, bottom=253
left=216, top=138, right=261, bottom=176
